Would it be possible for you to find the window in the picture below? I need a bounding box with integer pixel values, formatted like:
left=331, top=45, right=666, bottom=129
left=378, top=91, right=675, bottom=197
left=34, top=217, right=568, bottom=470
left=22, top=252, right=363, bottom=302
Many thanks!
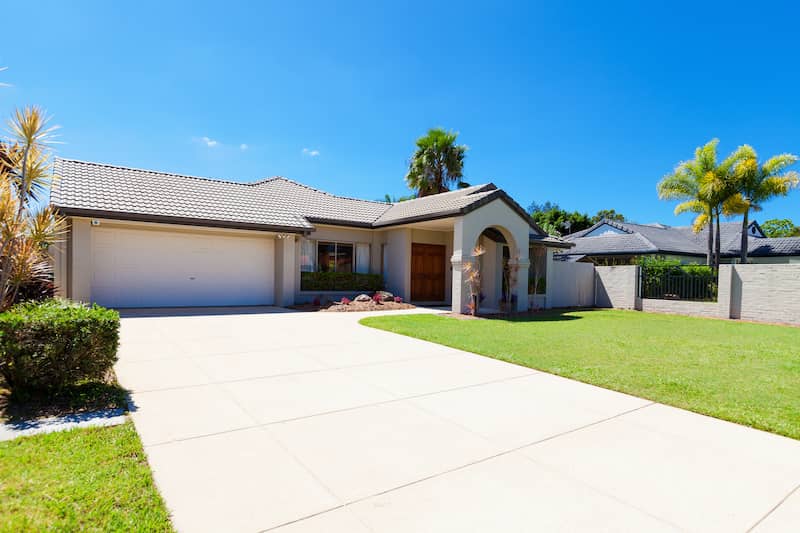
left=356, top=243, right=370, bottom=274
left=317, top=242, right=353, bottom=273
left=300, top=239, right=316, bottom=272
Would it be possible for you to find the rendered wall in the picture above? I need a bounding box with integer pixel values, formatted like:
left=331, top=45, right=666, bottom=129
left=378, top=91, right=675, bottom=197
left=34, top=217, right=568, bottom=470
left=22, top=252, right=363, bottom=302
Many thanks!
left=549, top=261, right=595, bottom=308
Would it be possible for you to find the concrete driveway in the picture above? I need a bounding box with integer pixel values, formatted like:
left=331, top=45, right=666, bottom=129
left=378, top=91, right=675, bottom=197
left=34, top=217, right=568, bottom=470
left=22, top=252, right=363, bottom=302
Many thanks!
left=117, top=308, right=800, bottom=533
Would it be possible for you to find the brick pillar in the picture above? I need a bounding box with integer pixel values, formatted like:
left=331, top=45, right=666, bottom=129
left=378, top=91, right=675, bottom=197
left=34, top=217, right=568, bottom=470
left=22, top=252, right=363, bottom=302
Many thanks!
left=717, top=264, right=733, bottom=319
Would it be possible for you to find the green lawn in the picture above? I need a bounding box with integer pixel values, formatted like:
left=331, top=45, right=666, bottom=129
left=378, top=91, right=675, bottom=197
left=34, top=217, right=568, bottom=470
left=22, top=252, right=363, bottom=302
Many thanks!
left=361, top=310, right=800, bottom=440
left=0, top=422, right=173, bottom=532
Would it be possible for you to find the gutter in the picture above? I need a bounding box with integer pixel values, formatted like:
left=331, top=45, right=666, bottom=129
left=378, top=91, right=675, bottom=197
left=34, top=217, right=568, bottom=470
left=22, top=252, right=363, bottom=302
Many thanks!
left=53, top=207, right=312, bottom=236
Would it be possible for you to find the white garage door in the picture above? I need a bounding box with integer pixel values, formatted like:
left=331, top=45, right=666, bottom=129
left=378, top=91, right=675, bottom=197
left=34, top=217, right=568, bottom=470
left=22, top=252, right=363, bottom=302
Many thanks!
left=91, top=226, right=275, bottom=308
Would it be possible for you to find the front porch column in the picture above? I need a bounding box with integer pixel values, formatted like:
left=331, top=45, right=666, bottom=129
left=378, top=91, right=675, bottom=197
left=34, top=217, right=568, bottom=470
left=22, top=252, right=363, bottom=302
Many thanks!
left=450, top=254, right=467, bottom=314
left=509, top=258, right=530, bottom=312
left=274, top=235, right=296, bottom=306
left=450, top=217, right=469, bottom=314
left=544, top=248, right=554, bottom=309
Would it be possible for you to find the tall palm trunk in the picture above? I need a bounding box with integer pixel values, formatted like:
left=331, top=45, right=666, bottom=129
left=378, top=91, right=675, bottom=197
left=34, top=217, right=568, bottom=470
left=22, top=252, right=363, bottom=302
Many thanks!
left=706, top=216, right=713, bottom=266
left=714, top=209, right=722, bottom=269
left=740, top=208, right=749, bottom=264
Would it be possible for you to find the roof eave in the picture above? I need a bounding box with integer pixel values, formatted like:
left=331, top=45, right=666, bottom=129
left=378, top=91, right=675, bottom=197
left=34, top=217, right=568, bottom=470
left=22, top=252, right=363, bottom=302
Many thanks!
left=53, top=206, right=312, bottom=235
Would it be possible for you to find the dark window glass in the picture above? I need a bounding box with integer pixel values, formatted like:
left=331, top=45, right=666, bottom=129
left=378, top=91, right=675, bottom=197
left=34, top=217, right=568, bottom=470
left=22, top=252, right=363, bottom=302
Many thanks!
left=316, top=242, right=353, bottom=273
left=317, top=242, right=336, bottom=272
left=337, top=244, right=353, bottom=273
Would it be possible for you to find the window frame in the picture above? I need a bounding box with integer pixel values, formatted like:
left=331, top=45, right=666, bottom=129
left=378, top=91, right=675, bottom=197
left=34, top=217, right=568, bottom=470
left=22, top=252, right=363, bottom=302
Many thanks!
left=310, top=240, right=368, bottom=274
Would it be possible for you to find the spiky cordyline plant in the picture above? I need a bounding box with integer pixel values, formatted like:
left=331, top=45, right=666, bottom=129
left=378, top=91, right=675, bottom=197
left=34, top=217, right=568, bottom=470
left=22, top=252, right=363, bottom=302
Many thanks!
left=462, top=245, right=485, bottom=316
left=503, top=253, right=520, bottom=313
left=0, top=106, right=66, bottom=310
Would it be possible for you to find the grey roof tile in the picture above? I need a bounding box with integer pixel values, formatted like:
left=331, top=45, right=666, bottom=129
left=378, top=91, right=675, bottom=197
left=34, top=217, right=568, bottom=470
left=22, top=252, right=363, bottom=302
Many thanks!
left=51, top=158, right=567, bottom=245
left=373, top=184, right=497, bottom=226
left=559, top=218, right=800, bottom=259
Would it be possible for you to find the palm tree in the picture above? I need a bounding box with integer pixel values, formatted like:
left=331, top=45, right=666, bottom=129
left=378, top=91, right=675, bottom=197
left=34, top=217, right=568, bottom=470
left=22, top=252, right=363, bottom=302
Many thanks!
left=658, top=139, right=720, bottom=266
left=697, top=145, right=750, bottom=267
left=658, top=139, right=752, bottom=267
left=730, top=147, right=799, bottom=263
left=405, top=128, right=467, bottom=197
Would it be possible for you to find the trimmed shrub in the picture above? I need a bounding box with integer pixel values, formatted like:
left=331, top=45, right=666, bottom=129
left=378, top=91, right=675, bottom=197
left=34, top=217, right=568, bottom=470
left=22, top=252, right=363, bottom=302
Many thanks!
left=0, top=299, right=120, bottom=392
left=300, top=272, right=383, bottom=292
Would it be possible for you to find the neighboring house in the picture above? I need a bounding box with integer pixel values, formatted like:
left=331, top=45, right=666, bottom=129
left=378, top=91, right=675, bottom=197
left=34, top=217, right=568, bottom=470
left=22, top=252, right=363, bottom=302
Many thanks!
left=556, top=218, right=800, bottom=265
left=50, top=158, right=570, bottom=313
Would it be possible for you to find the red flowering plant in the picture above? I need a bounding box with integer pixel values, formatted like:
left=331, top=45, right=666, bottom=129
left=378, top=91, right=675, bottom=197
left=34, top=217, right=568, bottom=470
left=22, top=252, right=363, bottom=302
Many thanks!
left=340, top=297, right=351, bottom=305
left=394, top=296, right=403, bottom=303
left=372, top=293, right=383, bottom=304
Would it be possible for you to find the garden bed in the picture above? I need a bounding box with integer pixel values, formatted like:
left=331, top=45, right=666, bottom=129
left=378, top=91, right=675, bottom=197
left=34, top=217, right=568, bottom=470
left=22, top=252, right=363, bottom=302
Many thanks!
left=291, top=301, right=416, bottom=312
left=0, top=373, right=127, bottom=424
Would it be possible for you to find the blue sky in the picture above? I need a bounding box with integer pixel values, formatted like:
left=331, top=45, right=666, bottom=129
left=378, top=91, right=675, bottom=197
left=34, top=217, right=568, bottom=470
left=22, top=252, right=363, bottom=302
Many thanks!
left=2, top=1, right=799, bottom=225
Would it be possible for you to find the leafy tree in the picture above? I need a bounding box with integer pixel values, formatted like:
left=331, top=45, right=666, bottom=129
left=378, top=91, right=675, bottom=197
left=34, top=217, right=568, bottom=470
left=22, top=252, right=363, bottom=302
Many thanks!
left=761, top=218, right=800, bottom=238
left=592, top=209, right=625, bottom=223
left=377, top=193, right=415, bottom=203
left=529, top=204, right=592, bottom=235
left=658, top=139, right=747, bottom=267
left=728, top=147, right=799, bottom=262
left=527, top=201, right=560, bottom=214
left=0, top=107, right=66, bottom=310
left=405, top=128, right=467, bottom=197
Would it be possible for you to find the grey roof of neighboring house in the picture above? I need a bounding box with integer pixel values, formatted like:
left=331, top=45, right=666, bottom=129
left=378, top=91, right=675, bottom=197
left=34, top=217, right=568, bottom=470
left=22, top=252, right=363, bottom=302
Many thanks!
left=557, top=218, right=800, bottom=259
left=52, top=159, right=567, bottom=245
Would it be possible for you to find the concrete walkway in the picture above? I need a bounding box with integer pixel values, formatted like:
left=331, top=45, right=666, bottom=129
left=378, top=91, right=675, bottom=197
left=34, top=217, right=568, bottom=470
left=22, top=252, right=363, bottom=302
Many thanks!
left=116, top=307, right=800, bottom=533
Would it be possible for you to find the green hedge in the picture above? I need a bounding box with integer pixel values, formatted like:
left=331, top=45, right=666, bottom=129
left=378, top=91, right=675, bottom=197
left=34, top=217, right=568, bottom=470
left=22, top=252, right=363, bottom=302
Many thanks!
left=301, top=272, right=383, bottom=292
left=0, top=299, right=120, bottom=392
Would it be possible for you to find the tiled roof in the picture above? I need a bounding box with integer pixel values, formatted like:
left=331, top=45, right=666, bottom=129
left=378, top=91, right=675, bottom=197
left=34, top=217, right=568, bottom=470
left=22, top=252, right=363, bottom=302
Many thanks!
left=52, top=159, right=313, bottom=231
left=51, top=158, right=566, bottom=244
left=557, top=218, right=800, bottom=259
left=373, top=184, right=497, bottom=226
left=561, top=232, right=658, bottom=256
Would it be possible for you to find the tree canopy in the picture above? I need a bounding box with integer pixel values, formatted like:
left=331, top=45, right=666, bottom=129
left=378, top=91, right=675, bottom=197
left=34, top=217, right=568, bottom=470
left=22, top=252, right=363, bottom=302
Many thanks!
left=592, top=209, right=625, bottom=223
left=528, top=203, right=592, bottom=236
left=761, top=218, right=800, bottom=238
left=405, top=128, right=467, bottom=197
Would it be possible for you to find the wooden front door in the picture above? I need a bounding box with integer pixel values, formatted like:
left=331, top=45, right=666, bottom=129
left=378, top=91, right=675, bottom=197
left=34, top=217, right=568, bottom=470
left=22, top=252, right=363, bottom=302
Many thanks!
left=411, top=243, right=446, bottom=302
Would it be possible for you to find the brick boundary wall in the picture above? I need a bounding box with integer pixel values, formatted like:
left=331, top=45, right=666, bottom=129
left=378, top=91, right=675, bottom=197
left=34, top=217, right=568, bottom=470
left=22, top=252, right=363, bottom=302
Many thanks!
left=590, top=263, right=800, bottom=326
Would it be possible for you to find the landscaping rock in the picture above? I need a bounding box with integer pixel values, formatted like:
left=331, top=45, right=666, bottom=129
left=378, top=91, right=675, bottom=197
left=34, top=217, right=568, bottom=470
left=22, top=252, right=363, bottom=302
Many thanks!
left=376, top=291, right=394, bottom=301
left=354, top=293, right=371, bottom=302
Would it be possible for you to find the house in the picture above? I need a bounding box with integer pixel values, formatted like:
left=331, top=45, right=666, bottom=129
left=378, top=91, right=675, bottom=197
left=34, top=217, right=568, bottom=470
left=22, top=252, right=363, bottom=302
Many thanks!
left=50, top=158, right=571, bottom=313
left=556, top=218, right=800, bottom=265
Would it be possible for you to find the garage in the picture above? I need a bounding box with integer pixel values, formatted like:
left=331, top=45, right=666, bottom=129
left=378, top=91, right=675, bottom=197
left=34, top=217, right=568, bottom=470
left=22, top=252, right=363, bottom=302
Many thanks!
left=90, top=225, right=275, bottom=308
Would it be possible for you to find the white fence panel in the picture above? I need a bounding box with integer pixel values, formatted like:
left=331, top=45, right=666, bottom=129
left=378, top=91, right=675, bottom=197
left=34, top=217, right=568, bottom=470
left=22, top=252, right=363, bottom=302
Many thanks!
left=549, top=261, right=595, bottom=308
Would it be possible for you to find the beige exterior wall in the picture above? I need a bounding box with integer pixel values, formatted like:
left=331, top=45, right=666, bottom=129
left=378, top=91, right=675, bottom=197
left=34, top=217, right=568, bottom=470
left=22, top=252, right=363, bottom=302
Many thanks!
left=549, top=260, right=594, bottom=308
